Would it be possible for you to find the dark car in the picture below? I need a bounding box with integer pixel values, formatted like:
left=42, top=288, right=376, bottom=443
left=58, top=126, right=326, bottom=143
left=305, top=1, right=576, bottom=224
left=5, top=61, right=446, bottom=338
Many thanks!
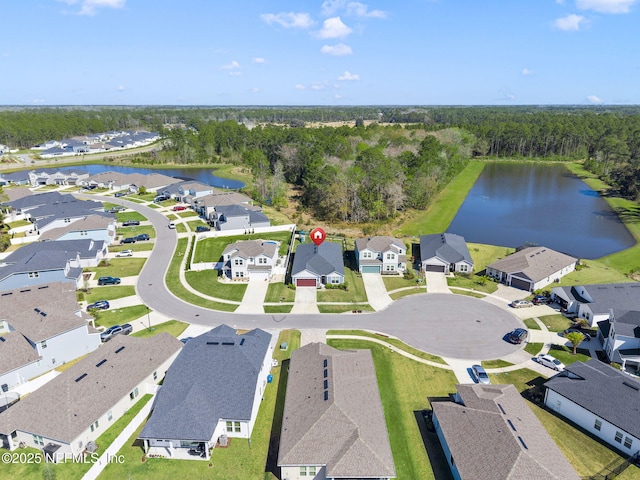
left=121, top=323, right=133, bottom=335
left=532, top=294, right=550, bottom=305
left=114, top=192, right=127, bottom=197
left=100, top=325, right=123, bottom=342
left=122, top=220, right=140, bottom=227
left=87, top=300, right=110, bottom=310
left=98, top=276, right=121, bottom=286
left=195, top=225, right=210, bottom=232
left=562, top=328, right=591, bottom=341
left=135, top=233, right=150, bottom=241
left=508, top=328, right=528, bottom=344
left=121, top=237, right=137, bottom=244
left=180, top=337, right=194, bottom=344
left=154, top=195, right=169, bottom=203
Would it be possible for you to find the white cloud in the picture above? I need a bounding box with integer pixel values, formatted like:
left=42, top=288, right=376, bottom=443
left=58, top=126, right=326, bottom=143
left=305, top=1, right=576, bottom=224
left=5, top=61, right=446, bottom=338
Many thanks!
left=334, top=94, right=344, bottom=99
left=59, top=0, right=125, bottom=16
left=321, top=43, right=353, bottom=56
left=32, top=99, right=45, bottom=105
left=311, top=84, right=326, bottom=90
left=587, top=94, right=604, bottom=103
left=346, top=2, right=387, bottom=18
left=321, top=0, right=346, bottom=16
left=576, top=0, right=636, bottom=13
left=316, top=17, right=353, bottom=39
left=260, top=12, right=314, bottom=28
left=252, top=57, right=266, bottom=64
left=554, top=14, right=587, bottom=30
left=521, top=68, right=534, bottom=76
left=117, top=85, right=125, bottom=91
left=228, top=71, right=241, bottom=77
left=295, top=84, right=306, bottom=90
left=221, top=60, right=240, bottom=70
left=250, top=87, right=260, bottom=94
left=338, top=70, right=360, bottom=80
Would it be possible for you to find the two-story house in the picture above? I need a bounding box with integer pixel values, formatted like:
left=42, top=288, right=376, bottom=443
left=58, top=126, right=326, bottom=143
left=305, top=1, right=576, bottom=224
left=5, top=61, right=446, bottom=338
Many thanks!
left=355, top=236, right=407, bottom=274
left=212, top=204, right=270, bottom=231
left=221, top=240, right=279, bottom=281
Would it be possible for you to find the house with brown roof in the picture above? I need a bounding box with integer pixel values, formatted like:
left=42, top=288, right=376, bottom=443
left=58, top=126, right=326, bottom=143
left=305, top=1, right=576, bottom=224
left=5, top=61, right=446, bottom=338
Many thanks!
left=221, top=240, right=279, bottom=281
left=0, top=333, right=181, bottom=458
left=0, top=282, right=101, bottom=392
left=432, top=383, right=579, bottom=480
left=278, top=343, right=396, bottom=480
left=486, top=246, right=578, bottom=292
left=38, top=214, right=116, bottom=245
left=355, top=236, right=407, bottom=274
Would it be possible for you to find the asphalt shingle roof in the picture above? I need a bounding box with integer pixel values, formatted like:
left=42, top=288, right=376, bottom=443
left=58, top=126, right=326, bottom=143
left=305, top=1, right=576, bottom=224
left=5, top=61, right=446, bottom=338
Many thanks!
left=487, top=246, right=577, bottom=283
left=291, top=242, right=344, bottom=277
left=354, top=236, right=406, bottom=254
left=420, top=233, right=473, bottom=265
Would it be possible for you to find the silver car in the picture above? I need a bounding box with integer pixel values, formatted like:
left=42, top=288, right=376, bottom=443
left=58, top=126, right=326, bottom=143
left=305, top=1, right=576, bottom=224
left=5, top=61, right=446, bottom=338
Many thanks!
left=472, top=364, right=491, bottom=384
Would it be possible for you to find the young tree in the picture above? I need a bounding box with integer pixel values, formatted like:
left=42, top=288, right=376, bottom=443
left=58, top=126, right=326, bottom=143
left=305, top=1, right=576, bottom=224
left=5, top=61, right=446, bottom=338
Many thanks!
left=564, top=331, right=586, bottom=355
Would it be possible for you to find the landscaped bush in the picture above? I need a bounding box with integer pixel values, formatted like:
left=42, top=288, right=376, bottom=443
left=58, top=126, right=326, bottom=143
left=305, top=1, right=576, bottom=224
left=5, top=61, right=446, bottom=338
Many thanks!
left=325, top=282, right=348, bottom=291
left=403, top=267, right=415, bottom=280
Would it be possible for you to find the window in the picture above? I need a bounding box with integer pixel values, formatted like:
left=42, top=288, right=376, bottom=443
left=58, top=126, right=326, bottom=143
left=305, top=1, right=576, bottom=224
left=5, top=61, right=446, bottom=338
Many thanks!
left=235, top=271, right=244, bottom=278
left=130, top=387, right=139, bottom=401
left=108, top=410, right=113, bottom=422
left=594, top=419, right=602, bottom=431
left=234, top=259, right=243, bottom=266
left=625, top=437, right=633, bottom=449
left=80, top=230, right=88, bottom=236
left=459, top=264, right=468, bottom=272
left=28, top=272, right=39, bottom=278
left=41, top=340, right=47, bottom=349
left=64, top=218, right=71, bottom=223
left=308, top=466, right=316, bottom=475
left=363, top=251, right=372, bottom=259
left=386, top=253, right=393, bottom=259
left=226, top=421, right=233, bottom=432
left=615, top=431, right=623, bottom=443
left=33, top=435, right=44, bottom=446
left=153, top=371, right=158, bottom=380
left=300, top=466, right=307, bottom=476
left=385, top=265, right=394, bottom=271
left=258, top=257, right=267, bottom=264
left=234, top=421, right=241, bottom=432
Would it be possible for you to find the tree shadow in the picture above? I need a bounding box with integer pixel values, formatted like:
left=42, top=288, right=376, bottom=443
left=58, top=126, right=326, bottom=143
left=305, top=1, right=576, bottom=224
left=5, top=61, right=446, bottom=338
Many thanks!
left=265, top=358, right=290, bottom=478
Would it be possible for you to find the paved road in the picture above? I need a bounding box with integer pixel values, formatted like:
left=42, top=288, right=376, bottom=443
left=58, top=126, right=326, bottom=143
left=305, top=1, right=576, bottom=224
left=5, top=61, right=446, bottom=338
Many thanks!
left=81, top=193, right=523, bottom=360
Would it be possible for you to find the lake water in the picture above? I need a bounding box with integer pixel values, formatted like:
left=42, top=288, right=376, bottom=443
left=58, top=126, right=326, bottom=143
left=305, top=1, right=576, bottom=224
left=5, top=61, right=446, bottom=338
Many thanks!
left=48, top=164, right=245, bottom=189
left=447, top=163, right=635, bottom=259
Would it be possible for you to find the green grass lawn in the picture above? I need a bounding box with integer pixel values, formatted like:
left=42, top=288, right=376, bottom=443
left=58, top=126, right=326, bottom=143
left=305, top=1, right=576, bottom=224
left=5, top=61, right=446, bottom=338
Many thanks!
left=184, top=270, right=247, bottom=302
left=264, top=305, right=294, bottom=313
left=117, top=225, right=155, bottom=239
left=317, top=304, right=373, bottom=313
left=524, top=342, right=544, bottom=356
left=115, top=211, right=147, bottom=222
left=175, top=222, right=187, bottom=233
left=86, top=258, right=147, bottom=277
left=390, top=288, right=426, bottom=300
left=166, top=238, right=237, bottom=312
left=395, top=161, right=485, bottom=237
left=317, top=269, right=367, bottom=302
left=132, top=320, right=188, bottom=338
left=548, top=344, right=591, bottom=365
left=555, top=259, right=633, bottom=286
left=328, top=338, right=458, bottom=480
left=193, top=231, right=292, bottom=263
left=176, top=210, right=198, bottom=218
left=186, top=219, right=209, bottom=232
left=538, top=314, right=574, bottom=332
left=110, top=242, right=154, bottom=252
left=446, top=242, right=515, bottom=293
left=382, top=274, right=421, bottom=291
left=7, top=219, right=31, bottom=228
left=99, top=330, right=299, bottom=480
left=265, top=282, right=296, bottom=302
left=93, top=305, right=150, bottom=328
left=481, top=359, right=514, bottom=368
left=81, top=285, right=136, bottom=303
left=523, top=318, right=542, bottom=330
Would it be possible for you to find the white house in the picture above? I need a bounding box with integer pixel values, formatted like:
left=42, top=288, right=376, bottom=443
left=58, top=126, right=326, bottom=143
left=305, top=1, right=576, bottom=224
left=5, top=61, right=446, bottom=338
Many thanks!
left=420, top=233, right=473, bottom=274
left=597, top=310, right=640, bottom=372
left=38, top=215, right=117, bottom=246
left=544, top=359, right=640, bottom=458
left=354, top=236, right=407, bottom=274
left=0, top=334, right=182, bottom=458
left=0, top=282, right=101, bottom=392
left=138, top=326, right=274, bottom=460
left=221, top=240, right=279, bottom=281
left=486, top=246, right=578, bottom=292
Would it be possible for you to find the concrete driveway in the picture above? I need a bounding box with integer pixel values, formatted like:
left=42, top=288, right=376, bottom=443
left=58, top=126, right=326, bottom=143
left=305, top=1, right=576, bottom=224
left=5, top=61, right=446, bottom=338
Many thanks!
left=291, top=287, right=319, bottom=314
left=425, top=272, right=451, bottom=293
left=236, top=280, right=269, bottom=314
left=361, top=273, right=393, bottom=311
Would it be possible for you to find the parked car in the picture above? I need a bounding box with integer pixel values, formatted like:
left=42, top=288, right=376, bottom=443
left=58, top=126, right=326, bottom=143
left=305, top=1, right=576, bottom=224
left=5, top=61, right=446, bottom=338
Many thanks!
left=122, top=220, right=140, bottom=227
left=116, top=249, right=133, bottom=257
left=532, top=294, right=550, bottom=305
left=562, top=328, right=591, bottom=341
left=121, top=237, right=137, bottom=244
left=508, top=328, right=528, bottom=344
left=120, top=323, right=133, bottom=335
left=114, top=191, right=127, bottom=197
left=168, top=222, right=176, bottom=229
left=471, top=364, right=490, bottom=384
left=135, top=233, right=150, bottom=241
left=195, top=225, right=210, bottom=232
left=173, top=205, right=187, bottom=211
left=511, top=299, right=533, bottom=308
left=87, top=300, right=109, bottom=310
left=98, top=276, right=121, bottom=286
left=537, top=354, right=565, bottom=371
left=100, top=325, right=124, bottom=342
left=180, top=337, right=194, bottom=344
left=154, top=195, right=169, bottom=203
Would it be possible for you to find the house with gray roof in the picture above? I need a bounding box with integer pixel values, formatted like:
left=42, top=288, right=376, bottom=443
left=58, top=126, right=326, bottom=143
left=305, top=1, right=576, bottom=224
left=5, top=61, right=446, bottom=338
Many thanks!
left=138, top=325, right=273, bottom=460
left=420, top=233, right=473, bottom=274
left=486, top=246, right=578, bottom=292
left=80, top=171, right=180, bottom=192
left=38, top=214, right=116, bottom=245
left=0, top=238, right=105, bottom=291
left=211, top=204, right=270, bottom=231
left=28, top=169, right=88, bottom=186
left=221, top=240, right=279, bottom=281
left=192, top=191, right=254, bottom=221
left=0, top=282, right=100, bottom=392
left=596, top=306, right=640, bottom=372
left=544, top=359, right=640, bottom=457
left=29, top=200, right=111, bottom=234
left=3, top=191, right=71, bottom=214
left=291, top=242, right=344, bottom=287
left=157, top=180, right=214, bottom=204
left=278, top=342, right=395, bottom=480
left=0, top=171, right=30, bottom=186
left=355, top=236, right=407, bottom=274
left=0, top=333, right=181, bottom=458
left=433, top=383, right=579, bottom=480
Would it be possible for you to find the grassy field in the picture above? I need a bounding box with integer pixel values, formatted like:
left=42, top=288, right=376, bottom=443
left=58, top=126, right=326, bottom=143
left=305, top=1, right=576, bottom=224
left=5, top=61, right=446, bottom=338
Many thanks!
left=481, top=359, right=514, bottom=368
left=446, top=242, right=515, bottom=293
left=265, top=282, right=296, bottom=303
left=538, top=314, right=574, bottom=332
left=132, top=320, right=189, bottom=338
left=555, top=259, right=632, bottom=286
left=184, top=270, right=247, bottom=302
left=93, top=305, right=150, bottom=328
left=86, top=258, right=147, bottom=277
left=81, top=285, right=136, bottom=303
left=193, top=231, right=292, bottom=263
left=316, top=269, right=367, bottom=302
left=395, top=161, right=485, bottom=237
left=116, top=225, right=155, bottom=239
left=328, top=338, right=457, bottom=480
left=110, top=242, right=154, bottom=252
left=115, top=211, right=147, bottom=222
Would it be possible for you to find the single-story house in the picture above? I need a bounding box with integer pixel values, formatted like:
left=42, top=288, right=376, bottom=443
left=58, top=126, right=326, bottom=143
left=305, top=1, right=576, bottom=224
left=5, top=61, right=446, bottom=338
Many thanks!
left=0, top=282, right=101, bottom=392
left=38, top=214, right=117, bottom=245
left=486, top=246, right=578, bottom=292
left=278, top=342, right=396, bottom=480
left=552, top=283, right=640, bottom=327
left=79, top=171, right=180, bottom=192
left=138, top=326, right=273, bottom=460
left=221, top=240, right=279, bottom=281
left=420, top=233, right=473, bottom=273
left=0, top=333, right=182, bottom=457
left=354, top=236, right=407, bottom=274
left=211, top=204, right=270, bottom=231
left=29, top=201, right=112, bottom=235
left=291, top=242, right=344, bottom=287
left=3, top=191, right=78, bottom=215
left=544, top=359, right=640, bottom=457
left=433, top=383, right=579, bottom=480
left=0, top=171, right=30, bottom=186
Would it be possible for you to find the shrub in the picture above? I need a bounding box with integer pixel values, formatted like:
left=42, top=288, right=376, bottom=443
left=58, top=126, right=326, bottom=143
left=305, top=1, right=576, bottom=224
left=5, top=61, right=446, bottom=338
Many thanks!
left=403, top=267, right=415, bottom=280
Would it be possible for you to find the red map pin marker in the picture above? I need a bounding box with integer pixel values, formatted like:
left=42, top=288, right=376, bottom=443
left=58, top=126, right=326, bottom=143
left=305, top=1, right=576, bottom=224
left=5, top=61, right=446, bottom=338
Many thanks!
left=310, top=227, right=326, bottom=246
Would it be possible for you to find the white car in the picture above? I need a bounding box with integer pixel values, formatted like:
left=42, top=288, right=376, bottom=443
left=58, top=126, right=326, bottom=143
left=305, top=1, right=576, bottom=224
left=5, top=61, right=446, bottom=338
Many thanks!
left=537, top=354, right=565, bottom=371
left=116, top=249, right=133, bottom=257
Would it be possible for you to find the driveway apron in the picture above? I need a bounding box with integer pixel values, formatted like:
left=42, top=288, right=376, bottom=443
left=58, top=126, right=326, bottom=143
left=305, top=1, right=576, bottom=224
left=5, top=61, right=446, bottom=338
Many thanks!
left=291, top=286, right=320, bottom=314
left=425, top=272, right=451, bottom=293
left=361, top=273, right=393, bottom=311
left=236, top=280, right=269, bottom=314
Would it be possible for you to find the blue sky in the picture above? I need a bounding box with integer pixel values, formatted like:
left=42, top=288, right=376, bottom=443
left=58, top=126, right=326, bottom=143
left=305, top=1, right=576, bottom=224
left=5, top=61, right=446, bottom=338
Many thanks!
left=0, top=0, right=638, bottom=105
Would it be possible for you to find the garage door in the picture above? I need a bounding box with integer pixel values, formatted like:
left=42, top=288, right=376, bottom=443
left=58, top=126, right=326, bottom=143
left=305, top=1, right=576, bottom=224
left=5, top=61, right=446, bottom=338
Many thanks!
left=249, top=270, right=270, bottom=281
left=361, top=265, right=381, bottom=274
left=296, top=278, right=316, bottom=287
left=425, top=264, right=445, bottom=272
left=510, top=277, right=532, bottom=291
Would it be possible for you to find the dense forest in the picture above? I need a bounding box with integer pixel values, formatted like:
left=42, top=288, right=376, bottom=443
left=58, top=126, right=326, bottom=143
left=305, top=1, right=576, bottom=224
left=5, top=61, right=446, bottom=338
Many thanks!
left=2, top=106, right=639, bottom=219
